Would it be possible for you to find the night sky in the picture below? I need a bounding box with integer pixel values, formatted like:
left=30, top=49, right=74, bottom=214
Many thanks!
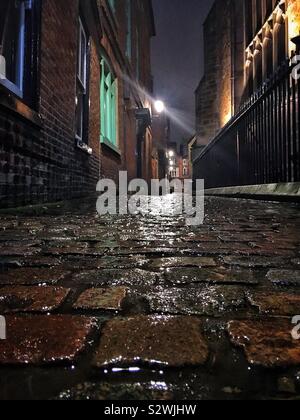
left=151, top=0, right=214, bottom=144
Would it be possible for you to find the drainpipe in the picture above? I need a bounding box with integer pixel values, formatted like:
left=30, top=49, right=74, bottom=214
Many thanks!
left=230, top=0, right=236, bottom=116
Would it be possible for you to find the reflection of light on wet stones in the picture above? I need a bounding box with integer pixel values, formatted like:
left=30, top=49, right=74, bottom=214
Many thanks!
left=93, top=316, right=209, bottom=368
left=147, top=286, right=246, bottom=316
left=151, top=257, right=216, bottom=269
left=0, top=268, right=70, bottom=285
left=56, top=382, right=173, bottom=401
left=73, top=269, right=157, bottom=287
left=247, top=291, right=300, bottom=316
left=166, top=268, right=258, bottom=285
left=73, top=287, right=128, bottom=311
left=0, top=286, right=70, bottom=313
left=222, top=256, right=287, bottom=268
left=0, top=315, right=97, bottom=365
left=228, top=319, right=300, bottom=368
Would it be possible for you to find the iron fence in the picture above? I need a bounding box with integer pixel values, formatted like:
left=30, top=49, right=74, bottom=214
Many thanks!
left=194, top=57, right=300, bottom=189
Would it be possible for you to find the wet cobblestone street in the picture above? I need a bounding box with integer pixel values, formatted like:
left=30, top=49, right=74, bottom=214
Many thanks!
left=1, top=196, right=300, bottom=400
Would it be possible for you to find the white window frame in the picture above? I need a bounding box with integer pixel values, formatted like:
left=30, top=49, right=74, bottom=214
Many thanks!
left=77, top=18, right=87, bottom=91
left=76, top=18, right=88, bottom=142
left=0, top=0, right=26, bottom=98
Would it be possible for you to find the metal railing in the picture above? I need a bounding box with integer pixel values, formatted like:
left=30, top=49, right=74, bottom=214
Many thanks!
left=194, top=57, right=300, bottom=189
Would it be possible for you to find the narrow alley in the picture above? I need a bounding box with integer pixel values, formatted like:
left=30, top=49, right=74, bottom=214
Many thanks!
left=0, top=196, right=300, bottom=400
left=1, top=0, right=300, bottom=403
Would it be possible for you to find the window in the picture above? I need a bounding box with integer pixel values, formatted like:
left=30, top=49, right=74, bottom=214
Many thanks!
left=136, top=28, right=140, bottom=80
left=108, top=0, right=115, bottom=13
left=125, top=0, right=132, bottom=60
left=100, top=59, right=117, bottom=147
left=76, top=18, right=90, bottom=145
left=0, top=0, right=39, bottom=106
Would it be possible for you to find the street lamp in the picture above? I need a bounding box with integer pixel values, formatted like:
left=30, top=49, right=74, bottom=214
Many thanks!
left=154, top=100, right=165, bottom=114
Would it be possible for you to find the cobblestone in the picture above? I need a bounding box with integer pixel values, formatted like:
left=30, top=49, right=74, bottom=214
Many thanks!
left=0, top=196, right=299, bottom=399
left=73, top=287, right=128, bottom=311
left=0, top=315, right=96, bottom=365
left=228, top=319, right=300, bottom=368
left=0, top=268, right=71, bottom=285
left=247, top=291, right=300, bottom=316
left=0, top=286, right=70, bottom=313
left=93, top=316, right=209, bottom=368
left=267, top=269, right=300, bottom=286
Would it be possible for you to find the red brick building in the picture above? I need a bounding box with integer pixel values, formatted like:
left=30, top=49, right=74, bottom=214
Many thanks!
left=0, top=0, right=155, bottom=208
left=195, top=0, right=300, bottom=148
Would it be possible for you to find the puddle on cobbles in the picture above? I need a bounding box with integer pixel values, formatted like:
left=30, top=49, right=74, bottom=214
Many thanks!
left=0, top=318, right=298, bottom=400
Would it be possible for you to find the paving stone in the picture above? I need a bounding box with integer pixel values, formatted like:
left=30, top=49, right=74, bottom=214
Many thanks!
left=73, top=269, right=158, bottom=287
left=223, top=256, right=287, bottom=268
left=92, top=256, right=151, bottom=269
left=0, top=268, right=70, bottom=285
left=247, top=291, right=300, bottom=316
left=56, top=382, right=173, bottom=401
left=166, top=268, right=258, bottom=285
left=0, top=286, right=70, bottom=313
left=0, top=315, right=96, bottom=365
left=145, top=286, right=246, bottom=316
left=93, top=316, right=209, bottom=368
left=267, top=270, right=300, bottom=286
left=11, top=257, right=63, bottom=268
left=228, top=319, right=300, bottom=368
left=0, top=247, right=41, bottom=257
left=150, top=257, right=217, bottom=269
left=44, top=247, right=105, bottom=256
left=74, top=287, right=128, bottom=311
left=183, top=234, right=219, bottom=243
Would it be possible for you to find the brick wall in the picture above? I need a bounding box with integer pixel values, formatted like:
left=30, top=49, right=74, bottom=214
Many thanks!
left=195, top=0, right=244, bottom=146
left=0, top=0, right=101, bottom=208
left=0, top=0, right=154, bottom=209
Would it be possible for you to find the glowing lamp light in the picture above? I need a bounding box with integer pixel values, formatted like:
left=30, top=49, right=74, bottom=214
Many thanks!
left=154, top=100, right=165, bottom=114
left=168, top=151, right=174, bottom=158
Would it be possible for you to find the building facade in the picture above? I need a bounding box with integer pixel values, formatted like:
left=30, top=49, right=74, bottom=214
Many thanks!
left=195, top=0, right=244, bottom=147
left=195, top=0, right=300, bottom=148
left=194, top=0, right=300, bottom=188
left=0, top=0, right=155, bottom=208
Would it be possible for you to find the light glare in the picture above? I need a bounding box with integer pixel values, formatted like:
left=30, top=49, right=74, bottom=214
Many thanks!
left=154, top=100, right=165, bottom=114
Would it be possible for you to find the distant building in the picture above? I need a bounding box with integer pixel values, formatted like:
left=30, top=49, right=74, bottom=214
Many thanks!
left=195, top=0, right=244, bottom=147
left=195, top=0, right=300, bottom=147
left=0, top=0, right=155, bottom=208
